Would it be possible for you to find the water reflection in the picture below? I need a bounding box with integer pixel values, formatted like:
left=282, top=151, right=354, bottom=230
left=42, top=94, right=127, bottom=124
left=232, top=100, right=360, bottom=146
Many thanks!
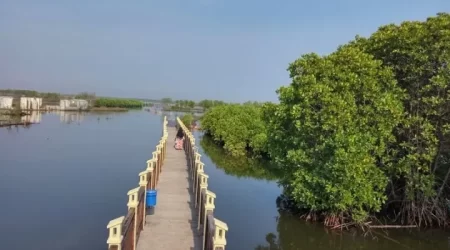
left=0, top=111, right=42, bottom=127
left=21, top=111, right=42, bottom=124
left=59, top=111, right=85, bottom=124
left=255, top=213, right=449, bottom=250
left=0, top=111, right=131, bottom=129
left=200, top=134, right=281, bottom=180
left=255, top=214, right=353, bottom=250
left=0, top=111, right=86, bottom=127
left=0, top=111, right=164, bottom=250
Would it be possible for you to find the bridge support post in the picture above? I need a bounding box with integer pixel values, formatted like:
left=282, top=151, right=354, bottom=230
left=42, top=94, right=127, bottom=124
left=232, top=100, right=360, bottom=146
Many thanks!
left=194, top=161, right=205, bottom=207
left=193, top=153, right=201, bottom=182
left=196, top=172, right=208, bottom=209
left=190, top=140, right=195, bottom=164
left=202, top=190, right=216, bottom=250
left=213, top=219, right=229, bottom=250
left=197, top=173, right=209, bottom=230
left=161, top=140, right=164, bottom=164
left=139, top=170, right=148, bottom=228
left=152, top=151, right=159, bottom=184
left=192, top=146, right=198, bottom=171
left=164, top=134, right=168, bottom=159
left=190, top=138, right=196, bottom=164
left=139, top=170, right=148, bottom=188
left=127, top=187, right=140, bottom=210
left=157, top=143, right=163, bottom=170
left=185, top=133, right=190, bottom=153
left=191, top=147, right=198, bottom=176
left=127, top=187, right=140, bottom=250
left=156, top=145, right=162, bottom=173
left=159, top=144, right=163, bottom=171
left=146, top=159, right=155, bottom=190
left=107, top=216, right=124, bottom=250
left=163, top=136, right=167, bottom=158
left=160, top=140, right=165, bottom=162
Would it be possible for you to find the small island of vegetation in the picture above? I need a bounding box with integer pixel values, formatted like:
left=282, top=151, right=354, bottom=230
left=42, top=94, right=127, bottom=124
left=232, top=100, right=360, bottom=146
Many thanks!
left=93, top=98, right=143, bottom=110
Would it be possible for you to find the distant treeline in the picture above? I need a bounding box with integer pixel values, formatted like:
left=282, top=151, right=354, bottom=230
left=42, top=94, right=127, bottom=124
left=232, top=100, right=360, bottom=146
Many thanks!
left=74, top=92, right=96, bottom=100
left=0, top=89, right=61, bottom=102
left=197, top=99, right=226, bottom=109
left=0, top=89, right=98, bottom=103
left=1, top=90, right=239, bottom=111
left=94, top=98, right=143, bottom=108
left=159, top=97, right=227, bottom=110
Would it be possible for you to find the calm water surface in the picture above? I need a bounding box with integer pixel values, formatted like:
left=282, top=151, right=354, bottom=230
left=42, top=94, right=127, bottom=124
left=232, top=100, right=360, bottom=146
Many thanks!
left=0, top=111, right=163, bottom=250
left=1, top=111, right=448, bottom=250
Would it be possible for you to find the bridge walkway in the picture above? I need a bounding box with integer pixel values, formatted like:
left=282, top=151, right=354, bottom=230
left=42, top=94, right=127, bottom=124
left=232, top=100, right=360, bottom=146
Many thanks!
left=136, top=126, right=201, bottom=250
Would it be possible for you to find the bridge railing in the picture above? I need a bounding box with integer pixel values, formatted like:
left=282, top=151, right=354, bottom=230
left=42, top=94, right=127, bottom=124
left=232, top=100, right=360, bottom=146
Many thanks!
left=106, top=116, right=168, bottom=250
left=177, top=117, right=229, bottom=250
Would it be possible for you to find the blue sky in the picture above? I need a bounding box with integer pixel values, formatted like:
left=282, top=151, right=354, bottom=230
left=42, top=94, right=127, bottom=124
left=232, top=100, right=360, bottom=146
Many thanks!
left=0, top=1, right=448, bottom=102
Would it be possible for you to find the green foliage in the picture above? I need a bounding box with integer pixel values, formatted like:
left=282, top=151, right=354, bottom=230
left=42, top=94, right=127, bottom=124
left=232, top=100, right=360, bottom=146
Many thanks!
left=40, top=92, right=61, bottom=102
left=94, top=98, right=143, bottom=108
left=200, top=135, right=281, bottom=180
left=161, top=97, right=173, bottom=104
left=138, top=13, right=450, bottom=226
left=198, top=99, right=226, bottom=110
left=0, top=89, right=61, bottom=103
left=74, top=92, right=96, bottom=100
left=0, top=89, right=39, bottom=97
left=264, top=46, right=404, bottom=222
left=255, top=13, right=450, bottom=225
left=348, top=13, right=450, bottom=224
left=201, top=103, right=267, bottom=156
left=243, top=101, right=263, bottom=106
left=180, top=113, right=194, bottom=127
left=172, top=100, right=196, bottom=110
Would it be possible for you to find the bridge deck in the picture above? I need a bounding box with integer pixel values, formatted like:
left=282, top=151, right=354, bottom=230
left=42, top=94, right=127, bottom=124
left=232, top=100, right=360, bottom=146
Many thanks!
left=137, top=127, right=201, bottom=250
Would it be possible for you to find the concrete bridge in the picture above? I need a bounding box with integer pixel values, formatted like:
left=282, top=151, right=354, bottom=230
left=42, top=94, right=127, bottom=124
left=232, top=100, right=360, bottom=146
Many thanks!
left=106, top=116, right=229, bottom=250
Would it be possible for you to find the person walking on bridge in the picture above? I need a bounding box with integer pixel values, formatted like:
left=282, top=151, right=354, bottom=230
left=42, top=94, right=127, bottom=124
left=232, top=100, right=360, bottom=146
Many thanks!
left=174, top=127, right=184, bottom=150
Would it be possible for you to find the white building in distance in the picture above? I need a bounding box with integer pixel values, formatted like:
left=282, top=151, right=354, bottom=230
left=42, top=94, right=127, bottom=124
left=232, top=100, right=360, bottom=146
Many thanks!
left=60, top=99, right=89, bottom=111
left=20, top=97, right=42, bottom=110
left=0, top=96, right=13, bottom=109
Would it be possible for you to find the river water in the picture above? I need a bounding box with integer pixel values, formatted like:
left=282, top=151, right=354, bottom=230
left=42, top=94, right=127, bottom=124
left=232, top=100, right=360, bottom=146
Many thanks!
left=0, top=111, right=448, bottom=250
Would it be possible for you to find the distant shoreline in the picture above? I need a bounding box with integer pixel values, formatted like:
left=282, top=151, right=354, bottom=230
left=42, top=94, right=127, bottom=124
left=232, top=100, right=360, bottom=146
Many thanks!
left=0, top=107, right=129, bottom=112
left=163, top=107, right=204, bottom=113
left=90, top=107, right=128, bottom=112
